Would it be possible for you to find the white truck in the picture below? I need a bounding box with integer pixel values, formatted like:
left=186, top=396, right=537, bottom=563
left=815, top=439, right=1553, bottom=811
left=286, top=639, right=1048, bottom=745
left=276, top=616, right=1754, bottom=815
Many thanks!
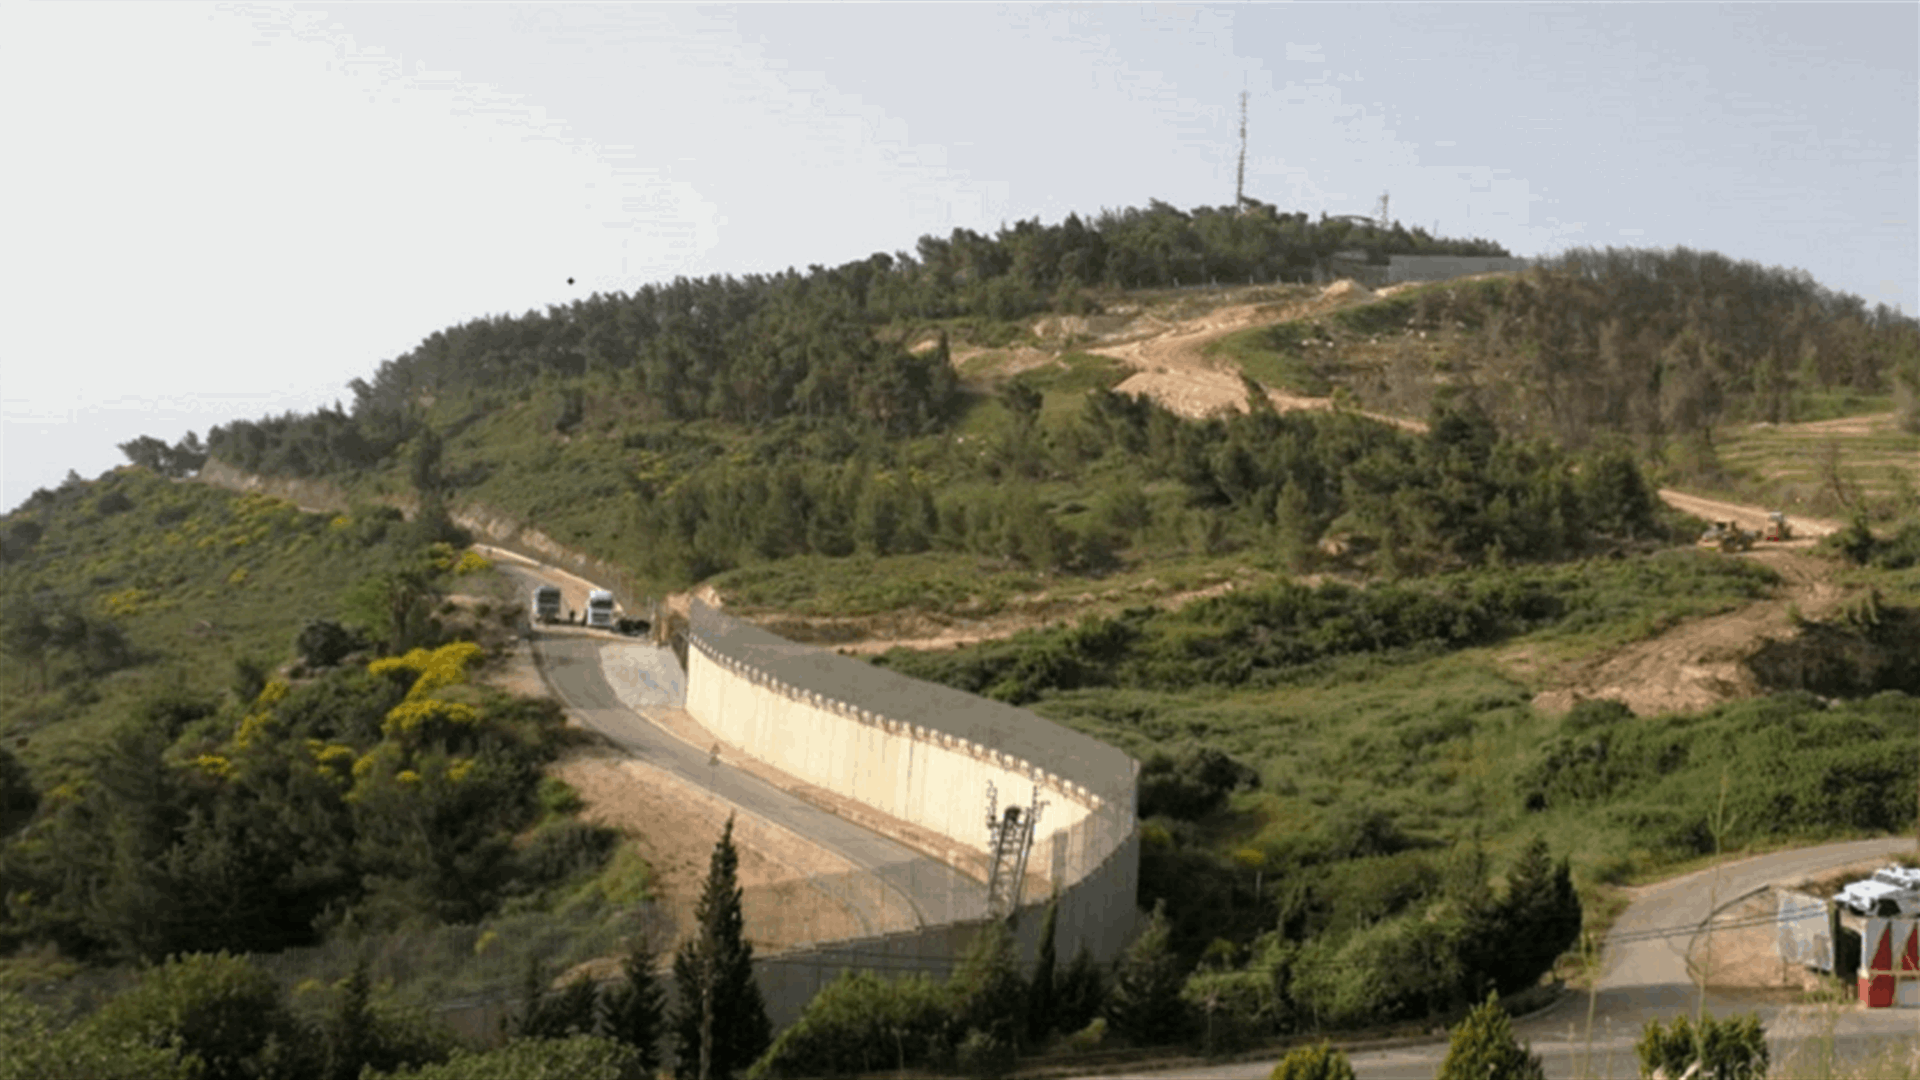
left=585, top=589, right=617, bottom=629
left=531, top=584, right=562, bottom=625
left=1833, top=866, right=1920, bottom=918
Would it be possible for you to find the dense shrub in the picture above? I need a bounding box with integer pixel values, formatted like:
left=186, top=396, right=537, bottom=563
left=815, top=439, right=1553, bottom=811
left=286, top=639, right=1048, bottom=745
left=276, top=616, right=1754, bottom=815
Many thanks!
left=1269, top=1042, right=1357, bottom=1080
left=1138, top=745, right=1260, bottom=820
left=0, top=990, right=194, bottom=1080
left=88, top=952, right=310, bottom=1080
left=1636, top=1012, right=1768, bottom=1080
left=374, top=1035, right=649, bottom=1080
left=749, top=970, right=952, bottom=1079
left=1436, top=994, right=1545, bottom=1080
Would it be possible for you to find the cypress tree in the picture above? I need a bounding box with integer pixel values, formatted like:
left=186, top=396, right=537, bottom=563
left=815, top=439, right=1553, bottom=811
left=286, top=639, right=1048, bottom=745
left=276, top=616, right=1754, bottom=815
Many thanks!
left=672, top=815, right=770, bottom=1079
left=1026, top=895, right=1060, bottom=1044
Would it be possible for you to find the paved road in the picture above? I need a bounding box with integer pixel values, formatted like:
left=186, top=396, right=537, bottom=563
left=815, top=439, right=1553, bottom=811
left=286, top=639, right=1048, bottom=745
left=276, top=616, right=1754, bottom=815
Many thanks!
left=492, top=557, right=989, bottom=935
left=1086, top=840, right=1920, bottom=1079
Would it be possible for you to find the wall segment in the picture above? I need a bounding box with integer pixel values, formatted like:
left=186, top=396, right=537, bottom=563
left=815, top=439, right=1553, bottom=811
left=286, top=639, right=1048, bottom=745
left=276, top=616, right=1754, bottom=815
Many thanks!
left=685, top=599, right=1139, bottom=960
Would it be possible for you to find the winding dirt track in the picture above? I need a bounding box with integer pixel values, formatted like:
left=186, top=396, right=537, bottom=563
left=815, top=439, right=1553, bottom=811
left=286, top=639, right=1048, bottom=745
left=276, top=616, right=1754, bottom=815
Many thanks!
left=1526, top=493, right=1850, bottom=717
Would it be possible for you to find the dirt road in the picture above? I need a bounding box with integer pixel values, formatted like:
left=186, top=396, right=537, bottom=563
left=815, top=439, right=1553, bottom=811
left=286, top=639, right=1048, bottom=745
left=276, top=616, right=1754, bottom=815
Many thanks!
left=1657, top=490, right=1842, bottom=540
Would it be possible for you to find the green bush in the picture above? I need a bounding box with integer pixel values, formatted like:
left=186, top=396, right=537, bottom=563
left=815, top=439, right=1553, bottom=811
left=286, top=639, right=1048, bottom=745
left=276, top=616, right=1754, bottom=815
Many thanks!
left=0, top=990, right=194, bottom=1080
left=87, top=952, right=311, bottom=1080
left=1635, top=1012, right=1768, bottom=1080
left=747, top=970, right=950, bottom=1079
left=1139, top=745, right=1261, bottom=820
left=1436, top=994, right=1544, bottom=1080
left=375, top=1035, right=648, bottom=1080
left=1182, top=967, right=1279, bottom=1055
left=954, top=1026, right=1018, bottom=1079
left=1269, top=1041, right=1357, bottom=1080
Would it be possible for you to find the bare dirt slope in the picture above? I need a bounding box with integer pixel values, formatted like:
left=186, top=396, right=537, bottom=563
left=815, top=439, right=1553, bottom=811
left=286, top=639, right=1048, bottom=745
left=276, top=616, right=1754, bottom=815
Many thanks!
left=482, top=582, right=878, bottom=955
left=551, top=745, right=871, bottom=953
left=1527, top=542, right=1851, bottom=718
left=1080, top=280, right=1426, bottom=429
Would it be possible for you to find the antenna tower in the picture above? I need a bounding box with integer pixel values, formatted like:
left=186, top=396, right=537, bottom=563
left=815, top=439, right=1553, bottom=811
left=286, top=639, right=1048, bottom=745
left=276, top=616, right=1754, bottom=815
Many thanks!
left=1376, top=191, right=1390, bottom=229
left=1235, top=90, right=1249, bottom=210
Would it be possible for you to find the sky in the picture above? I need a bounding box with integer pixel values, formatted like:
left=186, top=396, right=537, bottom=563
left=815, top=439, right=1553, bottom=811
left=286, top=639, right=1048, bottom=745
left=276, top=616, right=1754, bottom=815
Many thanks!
left=3, top=2, right=1914, bottom=513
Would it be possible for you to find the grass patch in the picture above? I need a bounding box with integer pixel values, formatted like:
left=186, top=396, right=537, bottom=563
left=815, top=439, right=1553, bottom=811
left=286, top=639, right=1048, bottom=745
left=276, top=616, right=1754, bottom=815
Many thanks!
left=1205, top=324, right=1333, bottom=396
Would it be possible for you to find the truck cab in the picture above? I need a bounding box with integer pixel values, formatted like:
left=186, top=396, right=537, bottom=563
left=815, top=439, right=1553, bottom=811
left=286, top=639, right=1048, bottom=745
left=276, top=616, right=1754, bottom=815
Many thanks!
left=585, top=589, right=617, bottom=629
left=532, top=585, right=562, bottom=625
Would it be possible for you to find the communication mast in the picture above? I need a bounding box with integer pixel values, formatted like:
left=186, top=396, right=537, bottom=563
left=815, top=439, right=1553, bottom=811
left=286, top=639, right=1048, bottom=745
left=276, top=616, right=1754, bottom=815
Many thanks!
left=1376, top=191, right=1390, bottom=229
left=1234, top=90, right=1250, bottom=211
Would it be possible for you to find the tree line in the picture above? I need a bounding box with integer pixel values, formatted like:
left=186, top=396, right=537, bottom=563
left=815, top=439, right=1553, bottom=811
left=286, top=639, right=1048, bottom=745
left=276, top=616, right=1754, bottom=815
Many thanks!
left=619, top=390, right=1667, bottom=586
left=1363, top=245, right=1920, bottom=447
left=185, top=200, right=1508, bottom=479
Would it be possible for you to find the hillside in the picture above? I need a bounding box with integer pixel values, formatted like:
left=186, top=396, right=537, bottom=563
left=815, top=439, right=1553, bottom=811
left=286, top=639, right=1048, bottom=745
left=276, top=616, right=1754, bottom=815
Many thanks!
left=5, top=207, right=1919, bottom=1056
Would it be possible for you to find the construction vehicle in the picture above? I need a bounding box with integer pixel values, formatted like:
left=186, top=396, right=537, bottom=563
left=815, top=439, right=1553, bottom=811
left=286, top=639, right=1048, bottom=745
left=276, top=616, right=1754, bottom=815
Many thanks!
left=1763, top=511, right=1792, bottom=542
left=585, top=589, right=617, bottom=629
left=531, top=584, right=562, bottom=625
left=1696, top=521, right=1754, bottom=553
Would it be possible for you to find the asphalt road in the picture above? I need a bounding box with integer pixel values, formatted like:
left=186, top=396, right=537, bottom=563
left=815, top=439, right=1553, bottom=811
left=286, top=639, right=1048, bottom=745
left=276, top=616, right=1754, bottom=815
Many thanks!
left=1086, top=839, right=1920, bottom=1079
left=492, top=556, right=989, bottom=935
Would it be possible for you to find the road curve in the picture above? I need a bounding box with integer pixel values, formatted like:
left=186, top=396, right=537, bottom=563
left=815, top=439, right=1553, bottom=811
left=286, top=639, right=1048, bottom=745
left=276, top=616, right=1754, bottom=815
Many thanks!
left=1083, top=839, right=1920, bottom=1079
left=491, top=555, right=989, bottom=937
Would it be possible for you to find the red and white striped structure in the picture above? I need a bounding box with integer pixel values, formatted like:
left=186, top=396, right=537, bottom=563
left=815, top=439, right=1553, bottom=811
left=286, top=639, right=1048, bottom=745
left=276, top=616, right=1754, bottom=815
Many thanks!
left=1858, top=917, right=1920, bottom=1007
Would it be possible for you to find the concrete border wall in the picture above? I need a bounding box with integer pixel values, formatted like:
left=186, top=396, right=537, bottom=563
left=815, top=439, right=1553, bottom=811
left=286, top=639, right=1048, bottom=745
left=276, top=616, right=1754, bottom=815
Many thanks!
left=687, top=601, right=1135, bottom=864
left=684, top=599, right=1142, bottom=975
left=1386, top=255, right=1530, bottom=284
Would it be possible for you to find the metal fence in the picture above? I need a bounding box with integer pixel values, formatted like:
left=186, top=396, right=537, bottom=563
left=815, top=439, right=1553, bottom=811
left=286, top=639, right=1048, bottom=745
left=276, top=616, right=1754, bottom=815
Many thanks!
left=1776, top=888, right=1833, bottom=971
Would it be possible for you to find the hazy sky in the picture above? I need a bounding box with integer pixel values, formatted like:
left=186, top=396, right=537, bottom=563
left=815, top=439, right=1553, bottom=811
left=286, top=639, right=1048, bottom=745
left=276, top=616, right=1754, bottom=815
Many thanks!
left=3, top=3, right=1914, bottom=512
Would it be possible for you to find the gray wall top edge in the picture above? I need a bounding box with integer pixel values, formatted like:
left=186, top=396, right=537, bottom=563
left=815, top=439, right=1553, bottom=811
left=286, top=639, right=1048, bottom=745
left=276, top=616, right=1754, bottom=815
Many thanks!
left=690, top=600, right=1136, bottom=802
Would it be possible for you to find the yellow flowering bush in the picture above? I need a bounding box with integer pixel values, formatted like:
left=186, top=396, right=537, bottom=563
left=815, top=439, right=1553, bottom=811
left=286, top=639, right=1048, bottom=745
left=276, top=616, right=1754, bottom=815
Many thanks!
left=194, top=754, right=236, bottom=780
left=447, top=757, right=477, bottom=784
left=452, top=551, right=492, bottom=575
left=382, top=699, right=481, bottom=739
left=234, top=711, right=279, bottom=750
left=369, top=641, right=485, bottom=701
left=226, top=566, right=249, bottom=586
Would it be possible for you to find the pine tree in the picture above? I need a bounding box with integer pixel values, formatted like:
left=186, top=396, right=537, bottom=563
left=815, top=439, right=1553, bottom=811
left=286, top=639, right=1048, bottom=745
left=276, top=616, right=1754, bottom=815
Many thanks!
left=1104, top=900, right=1190, bottom=1047
left=672, top=816, right=770, bottom=1079
left=600, top=935, right=666, bottom=1074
